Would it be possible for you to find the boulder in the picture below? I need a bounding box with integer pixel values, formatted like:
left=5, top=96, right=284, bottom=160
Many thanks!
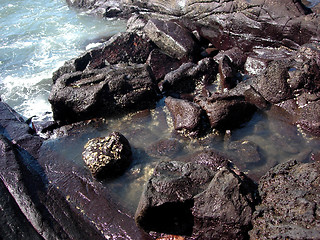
left=296, top=100, right=320, bottom=136
left=243, top=86, right=269, bottom=110
left=195, top=96, right=256, bottom=130
left=135, top=160, right=211, bottom=235
left=252, top=60, right=293, bottom=104
left=250, top=160, right=320, bottom=239
left=192, top=167, right=258, bottom=240
left=161, top=58, right=218, bottom=94
left=147, top=49, right=183, bottom=82
left=49, top=63, right=159, bottom=125
left=165, top=96, right=205, bottom=137
left=144, top=19, right=197, bottom=60
left=135, top=157, right=258, bottom=238
left=82, top=132, right=132, bottom=179
left=227, top=140, right=262, bottom=169
left=218, top=55, right=241, bottom=90
left=244, top=47, right=296, bottom=76
left=146, top=138, right=183, bottom=158
left=52, top=32, right=156, bottom=82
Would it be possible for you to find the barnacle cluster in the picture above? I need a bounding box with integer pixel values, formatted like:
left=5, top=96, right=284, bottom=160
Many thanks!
left=82, top=132, right=132, bottom=179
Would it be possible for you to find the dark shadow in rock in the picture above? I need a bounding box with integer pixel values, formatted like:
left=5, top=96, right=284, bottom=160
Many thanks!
left=137, top=200, right=194, bottom=236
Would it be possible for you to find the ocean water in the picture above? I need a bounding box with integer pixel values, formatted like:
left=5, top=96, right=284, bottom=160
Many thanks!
left=0, top=0, right=126, bottom=119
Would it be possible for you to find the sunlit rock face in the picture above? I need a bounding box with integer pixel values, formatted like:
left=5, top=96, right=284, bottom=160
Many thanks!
left=82, top=132, right=132, bottom=179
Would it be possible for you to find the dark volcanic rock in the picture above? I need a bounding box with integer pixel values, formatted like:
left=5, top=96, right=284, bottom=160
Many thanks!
left=135, top=158, right=258, bottom=239
left=296, top=100, right=320, bottom=136
left=219, top=55, right=241, bottom=90
left=250, top=160, right=320, bottom=239
left=165, top=96, right=204, bottom=137
left=252, top=60, right=293, bottom=104
left=147, top=49, right=183, bottom=82
left=196, top=96, right=257, bottom=130
left=52, top=32, right=156, bottom=82
left=49, top=63, right=159, bottom=125
left=146, top=138, right=183, bottom=158
left=135, top=160, right=215, bottom=236
left=227, top=140, right=262, bottom=169
left=244, top=47, right=296, bottom=76
left=82, top=132, right=132, bottom=179
left=161, top=58, right=218, bottom=94
left=144, top=19, right=197, bottom=60
left=243, top=86, right=269, bottom=110
left=192, top=167, right=258, bottom=240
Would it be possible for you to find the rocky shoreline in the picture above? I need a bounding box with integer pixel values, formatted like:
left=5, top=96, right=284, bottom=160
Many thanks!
left=1, top=0, right=320, bottom=239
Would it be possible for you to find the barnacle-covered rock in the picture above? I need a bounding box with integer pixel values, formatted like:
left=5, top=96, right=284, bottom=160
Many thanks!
left=82, top=132, right=132, bottom=179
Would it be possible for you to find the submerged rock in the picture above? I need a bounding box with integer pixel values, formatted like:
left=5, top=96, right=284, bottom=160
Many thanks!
left=146, top=138, right=183, bottom=158
left=250, top=160, right=320, bottom=239
left=82, top=132, right=132, bottom=179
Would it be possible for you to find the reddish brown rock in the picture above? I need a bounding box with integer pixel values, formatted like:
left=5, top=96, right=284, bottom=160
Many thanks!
left=165, top=96, right=205, bottom=136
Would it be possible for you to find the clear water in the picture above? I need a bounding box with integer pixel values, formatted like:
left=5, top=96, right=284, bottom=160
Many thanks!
left=45, top=101, right=320, bottom=214
left=0, top=0, right=126, bottom=119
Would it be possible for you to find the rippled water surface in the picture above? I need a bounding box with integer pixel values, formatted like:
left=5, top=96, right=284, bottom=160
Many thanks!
left=0, top=0, right=126, bottom=118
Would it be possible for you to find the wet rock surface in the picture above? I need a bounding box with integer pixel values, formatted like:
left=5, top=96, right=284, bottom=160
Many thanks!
left=49, top=63, right=159, bottom=125
left=144, top=19, right=197, bottom=60
left=195, top=96, right=257, bottom=130
left=82, top=132, right=132, bottom=179
left=165, top=96, right=204, bottom=137
left=250, top=160, right=320, bottom=239
left=3, top=0, right=320, bottom=239
left=135, top=154, right=259, bottom=239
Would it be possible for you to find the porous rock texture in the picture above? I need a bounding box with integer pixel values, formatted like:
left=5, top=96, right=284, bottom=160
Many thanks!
left=82, top=132, right=132, bottom=179
left=250, top=160, right=320, bottom=239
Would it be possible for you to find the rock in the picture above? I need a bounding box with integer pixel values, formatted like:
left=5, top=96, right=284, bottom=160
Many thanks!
left=82, top=132, right=132, bottom=179
left=52, top=32, right=156, bottom=82
left=126, top=14, right=148, bottom=33
left=195, top=96, right=256, bottom=130
left=250, top=160, right=320, bottom=239
left=252, top=60, right=293, bottom=104
left=147, top=49, right=183, bottom=82
left=165, top=96, right=208, bottom=137
left=296, top=100, right=320, bottom=136
left=243, top=86, right=269, bottom=110
left=146, top=138, right=183, bottom=158
left=227, top=140, right=262, bottom=169
left=161, top=62, right=197, bottom=94
left=49, top=63, right=159, bottom=125
left=244, top=47, right=296, bottom=76
left=144, top=19, right=197, bottom=60
left=192, top=167, right=258, bottom=240
left=161, top=58, right=218, bottom=94
left=135, top=158, right=258, bottom=238
left=135, top=160, right=216, bottom=236
left=218, top=55, right=241, bottom=90
left=214, top=47, right=247, bottom=71
left=156, top=235, right=185, bottom=240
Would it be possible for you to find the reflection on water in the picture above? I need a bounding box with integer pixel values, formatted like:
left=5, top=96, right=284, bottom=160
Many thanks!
left=302, top=0, right=320, bottom=7
left=46, top=97, right=320, bottom=214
